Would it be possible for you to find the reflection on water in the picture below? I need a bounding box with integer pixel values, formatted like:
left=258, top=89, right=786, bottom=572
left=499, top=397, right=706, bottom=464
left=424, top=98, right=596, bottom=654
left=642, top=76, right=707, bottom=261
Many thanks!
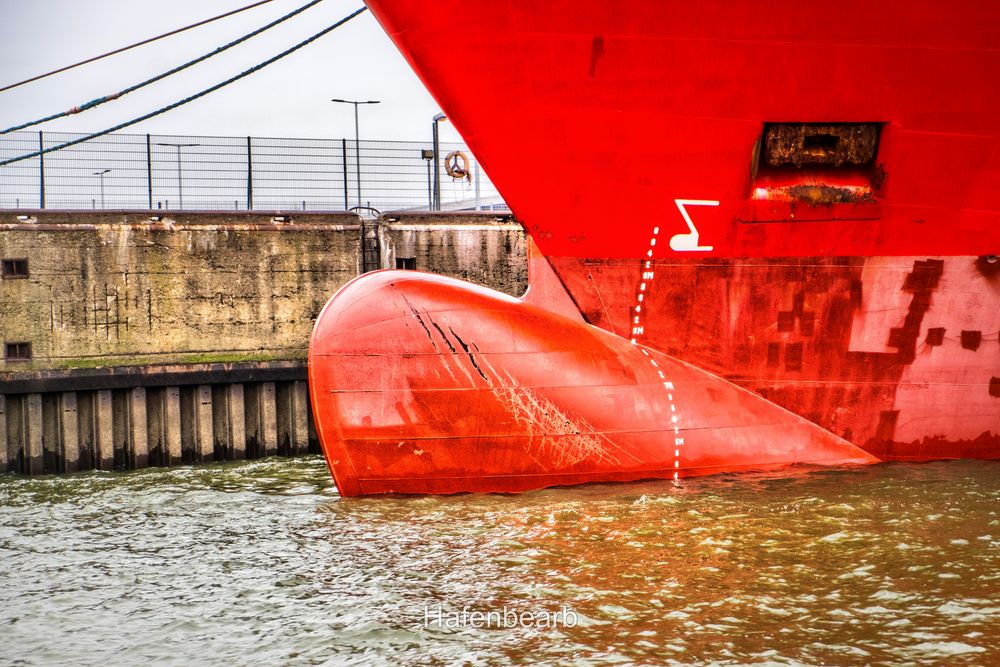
left=1, top=458, right=997, bottom=666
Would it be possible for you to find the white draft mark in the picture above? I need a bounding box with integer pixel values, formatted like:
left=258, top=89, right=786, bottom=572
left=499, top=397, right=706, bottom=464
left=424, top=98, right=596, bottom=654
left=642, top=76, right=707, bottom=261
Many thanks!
left=669, top=198, right=719, bottom=252
left=630, top=224, right=688, bottom=480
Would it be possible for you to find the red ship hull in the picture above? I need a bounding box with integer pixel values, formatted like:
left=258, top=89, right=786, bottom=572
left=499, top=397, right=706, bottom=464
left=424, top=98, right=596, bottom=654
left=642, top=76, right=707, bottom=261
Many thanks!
left=309, top=1, right=1000, bottom=495
left=308, top=254, right=877, bottom=496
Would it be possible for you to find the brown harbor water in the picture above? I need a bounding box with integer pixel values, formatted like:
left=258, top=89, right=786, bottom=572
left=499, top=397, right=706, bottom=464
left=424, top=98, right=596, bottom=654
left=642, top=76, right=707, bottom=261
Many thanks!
left=0, top=457, right=997, bottom=666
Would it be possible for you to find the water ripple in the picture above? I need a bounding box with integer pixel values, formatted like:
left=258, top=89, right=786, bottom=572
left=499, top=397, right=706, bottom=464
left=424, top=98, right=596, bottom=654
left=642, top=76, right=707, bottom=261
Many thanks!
left=0, top=459, right=997, bottom=665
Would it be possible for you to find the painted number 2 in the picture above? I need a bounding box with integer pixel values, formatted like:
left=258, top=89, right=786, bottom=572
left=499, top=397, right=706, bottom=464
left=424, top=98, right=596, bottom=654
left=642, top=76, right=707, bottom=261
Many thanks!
left=669, top=199, right=719, bottom=252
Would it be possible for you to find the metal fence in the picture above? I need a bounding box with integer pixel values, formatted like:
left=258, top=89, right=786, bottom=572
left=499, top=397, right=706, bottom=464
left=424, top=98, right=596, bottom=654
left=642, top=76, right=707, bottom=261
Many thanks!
left=0, top=130, right=508, bottom=213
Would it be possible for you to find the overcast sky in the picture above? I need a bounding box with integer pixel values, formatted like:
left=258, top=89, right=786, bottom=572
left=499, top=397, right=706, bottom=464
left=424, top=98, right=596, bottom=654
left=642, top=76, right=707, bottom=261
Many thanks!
left=0, top=0, right=466, bottom=143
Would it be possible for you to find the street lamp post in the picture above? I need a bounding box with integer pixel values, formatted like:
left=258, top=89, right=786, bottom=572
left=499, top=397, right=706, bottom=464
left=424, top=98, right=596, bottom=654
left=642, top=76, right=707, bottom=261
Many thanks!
left=93, top=168, right=111, bottom=209
left=331, top=98, right=380, bottom=208
left=155, top=142, right=200, bottom=210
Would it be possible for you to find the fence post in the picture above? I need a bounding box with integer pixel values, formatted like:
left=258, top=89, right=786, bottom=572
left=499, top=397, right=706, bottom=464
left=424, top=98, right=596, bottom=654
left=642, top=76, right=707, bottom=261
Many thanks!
left=354, top=136, right=361, bottom=210
left=341, top=138, right=348, bottom=211
left=474, top=160, right=480, bottom=210
left=146, top=134, right=153, bottom=209
left=38, top=131, right=45, bottom=209
left=246, top=136, right=253, bottom=211
left=426, top=160, right=432, bottom=209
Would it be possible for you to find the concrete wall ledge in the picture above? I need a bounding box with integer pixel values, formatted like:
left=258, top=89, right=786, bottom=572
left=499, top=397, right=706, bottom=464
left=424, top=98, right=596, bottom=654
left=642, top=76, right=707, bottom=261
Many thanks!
left=380, top=210, right=516, bottom=226
left=0, top=209, right=362, bottom=231
left=0, top=361, right=306, bottom=395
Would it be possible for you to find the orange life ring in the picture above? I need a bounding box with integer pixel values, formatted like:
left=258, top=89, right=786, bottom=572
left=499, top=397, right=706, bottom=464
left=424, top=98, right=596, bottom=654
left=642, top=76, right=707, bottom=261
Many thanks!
left=444, top=150, right=472, bottom=182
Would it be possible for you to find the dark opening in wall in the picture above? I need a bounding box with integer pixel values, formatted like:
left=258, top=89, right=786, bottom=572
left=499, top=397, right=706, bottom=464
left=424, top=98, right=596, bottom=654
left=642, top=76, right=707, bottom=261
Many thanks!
left=887, top=327, right=906, bottom=349
left=766, top=342, right=781, bottom=367
left=799, top=312, right=816, bottom=337
left=925, top=327, right=946, bottom=346
left=784, top=342, right=803, bottom=371
left=1, top=258, right=29, bottom=279
left=875, top=410, right=900, bottom=443
left=903, top=259, right=944, bottom=291
left=850, top=279, right=863, bottom=309
left=4, top=341, right=32, bottom=361
left=960, top=330, right=982, bottom=351
left=802, top=133, right=840, bottom=154
left=395, top=257, right=416, bottom=270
